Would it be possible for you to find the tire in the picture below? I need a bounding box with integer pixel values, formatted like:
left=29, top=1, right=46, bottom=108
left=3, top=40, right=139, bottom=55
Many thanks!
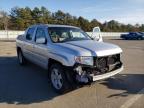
left=137, top=37, right=142, bottom=40
left=50, top=63, right=70, bottom=94
left=17, top=49, right=26, bottom=65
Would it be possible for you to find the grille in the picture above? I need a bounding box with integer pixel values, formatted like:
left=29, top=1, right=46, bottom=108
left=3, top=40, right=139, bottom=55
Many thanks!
left=97, top=58, right=107, bottom=69
left=94, top=54, right=120, bottom=73
left=108, top=55, right=118, bottom=64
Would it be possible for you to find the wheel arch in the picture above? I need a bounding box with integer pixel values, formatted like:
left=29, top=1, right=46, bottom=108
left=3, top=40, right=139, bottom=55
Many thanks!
left=47, top=58, right=75, bottom=85
left=47, top=58, right=63, bottom=76
left=48, top=58, right=75, bottom=92
left=48, top=58, right=63, bottom=69
left=17, top=46, right=21, bottom=52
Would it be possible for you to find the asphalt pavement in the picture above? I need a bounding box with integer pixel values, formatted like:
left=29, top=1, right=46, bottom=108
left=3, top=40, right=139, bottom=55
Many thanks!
left=0, top=38, right=143, bottom=108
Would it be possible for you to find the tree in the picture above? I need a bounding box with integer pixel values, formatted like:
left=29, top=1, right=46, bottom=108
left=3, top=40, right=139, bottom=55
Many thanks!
left=32, top=7, right=42, bottom=23
left=140, top=24, right=144, bottom=31
left=103, top=20, right=121, bottom=32
left=4, top=6, right=144, bottom=32
left=0, top=11, right=9, bottom=30
left=77, top=16, right=90, bottom=31
left=89, top=19, right=102, bottom=31
left=53, top=10, right=66, bottom=24
left=40, top=6, right=51, bottom=23
left=10, top=7, right=31, bottom=30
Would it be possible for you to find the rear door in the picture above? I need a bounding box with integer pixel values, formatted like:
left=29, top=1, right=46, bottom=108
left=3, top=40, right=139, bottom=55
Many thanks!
left=23, top=27, right=36, bottom=62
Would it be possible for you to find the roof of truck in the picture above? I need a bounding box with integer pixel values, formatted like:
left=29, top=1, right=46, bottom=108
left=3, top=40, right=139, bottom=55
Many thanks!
left=30, top=24, right=79, bottom=28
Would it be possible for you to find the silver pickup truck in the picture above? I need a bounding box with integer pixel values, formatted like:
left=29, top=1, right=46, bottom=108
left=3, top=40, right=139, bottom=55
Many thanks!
left=16, top=24, right=123, bottom=93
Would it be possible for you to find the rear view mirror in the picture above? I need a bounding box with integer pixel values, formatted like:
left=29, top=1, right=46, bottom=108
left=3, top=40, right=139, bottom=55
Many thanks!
left=36, top=37, right=46, bottom=44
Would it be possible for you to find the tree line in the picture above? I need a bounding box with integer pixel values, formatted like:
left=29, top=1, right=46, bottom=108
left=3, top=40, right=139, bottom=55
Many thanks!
left=0, top=6, right=144, bottom=32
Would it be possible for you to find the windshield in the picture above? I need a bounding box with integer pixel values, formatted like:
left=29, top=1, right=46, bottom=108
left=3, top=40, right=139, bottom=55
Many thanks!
left=48, top=27, right=91, bottom=43
left=139, top=32, right=144, bottom=34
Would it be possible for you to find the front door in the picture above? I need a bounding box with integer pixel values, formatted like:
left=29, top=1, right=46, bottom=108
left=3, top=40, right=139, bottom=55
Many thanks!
left=33, top=27, right=49, bottom=69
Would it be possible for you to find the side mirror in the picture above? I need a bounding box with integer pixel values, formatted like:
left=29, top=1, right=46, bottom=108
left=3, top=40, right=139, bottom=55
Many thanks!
left=36, top=37, right=46, bottom=44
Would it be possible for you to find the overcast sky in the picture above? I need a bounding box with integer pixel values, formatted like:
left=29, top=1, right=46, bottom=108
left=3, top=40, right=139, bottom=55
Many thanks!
left=0, top=0, right=144, bottom=25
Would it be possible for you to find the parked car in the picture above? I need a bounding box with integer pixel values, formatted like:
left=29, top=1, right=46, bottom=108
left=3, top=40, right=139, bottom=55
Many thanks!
left=139, top=32, right=144, bottom=35
left=16, top=24, right=123, bottom=93
left=120, top=32, right=144, bottom=40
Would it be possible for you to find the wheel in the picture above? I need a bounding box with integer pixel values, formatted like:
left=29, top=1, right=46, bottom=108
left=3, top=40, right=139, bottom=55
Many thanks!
left=137, top=37, right=142, bottom=40
left=50, top=64, right=70, bottom=93
left=17, top=50, right=26, bottom=65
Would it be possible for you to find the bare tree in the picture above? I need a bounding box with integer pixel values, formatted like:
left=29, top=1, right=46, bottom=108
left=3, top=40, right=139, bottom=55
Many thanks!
left=0, top=11, right=9, bottom=38
left=0, top=11, right=9, bottom=30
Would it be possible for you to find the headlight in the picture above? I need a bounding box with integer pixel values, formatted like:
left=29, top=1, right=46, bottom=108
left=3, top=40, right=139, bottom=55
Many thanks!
left=75, top=56, right=93, bottom=66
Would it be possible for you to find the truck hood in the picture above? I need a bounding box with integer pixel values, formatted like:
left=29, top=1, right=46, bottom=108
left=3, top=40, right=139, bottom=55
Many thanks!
left=63, top=40, right=122, bottom=57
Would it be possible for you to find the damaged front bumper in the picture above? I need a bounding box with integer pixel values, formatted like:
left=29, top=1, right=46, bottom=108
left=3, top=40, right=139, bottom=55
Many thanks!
left=73, top=54, right=123, bottom=83
left=73, top=64, right=123, bottom=83
left=90, top=66, right=123, bottom=81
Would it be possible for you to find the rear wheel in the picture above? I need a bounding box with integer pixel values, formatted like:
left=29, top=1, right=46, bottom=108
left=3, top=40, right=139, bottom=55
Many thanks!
left=50, top=64, right=70, bottom=93
left=17, top=50, right=26, bottom=65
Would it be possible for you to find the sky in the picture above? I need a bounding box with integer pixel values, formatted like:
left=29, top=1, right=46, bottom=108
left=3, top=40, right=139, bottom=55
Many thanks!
left=0, top=0, right=144, bottom=25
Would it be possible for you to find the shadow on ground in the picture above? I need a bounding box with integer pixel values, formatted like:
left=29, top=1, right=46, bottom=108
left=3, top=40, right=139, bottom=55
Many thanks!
left=0, top=56, right=144, bottom=104
left=0, top=56, right=59, bottom=105
left=100, top=74, right=144, bottom=98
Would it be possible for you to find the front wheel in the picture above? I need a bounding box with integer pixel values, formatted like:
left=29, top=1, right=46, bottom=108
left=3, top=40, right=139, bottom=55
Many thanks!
left=50, top=64, right=70, bottom=93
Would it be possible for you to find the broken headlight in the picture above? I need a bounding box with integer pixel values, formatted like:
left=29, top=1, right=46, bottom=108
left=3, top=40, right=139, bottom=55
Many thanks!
left=75, top=56, right=93, bottom=66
